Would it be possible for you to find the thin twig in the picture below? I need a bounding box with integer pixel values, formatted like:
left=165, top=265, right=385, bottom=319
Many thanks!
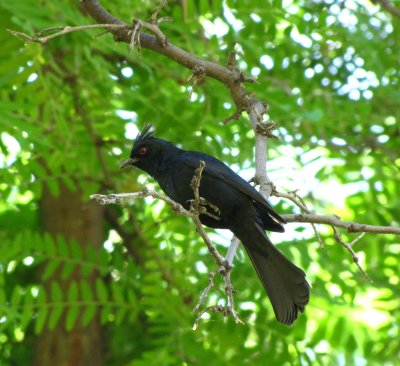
left=224, top=271, right=244, bottom=325
left=192, top=269, right=217, bottom=314
left=140, top=20, right=168, bottom=46
left=349, top=232, right=366, bottom=247
left=273, top=188, right=324, bottom=248
left=91, top=189, right=187, bottom=212
left=192, top=216, right=225, bottom=266
left=187, top=65, right=206, bottom=100
left=332, top=227, right=372, bottom=282
left=193, top=305, right=244, bottom=330
left=7, top=24, right=130, bottom=44
left=78, top=0, right=268, bottom=118
left=130, top=20, right=142, bottom=55
left=149, top=0, right=169, bottom=24
left=283, top=213, right=400, bottom=235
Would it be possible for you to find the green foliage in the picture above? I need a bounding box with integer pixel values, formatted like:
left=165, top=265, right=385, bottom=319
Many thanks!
left=0, top=0, right=399, bottom=365
left=0, top=231, right=139, bottom=336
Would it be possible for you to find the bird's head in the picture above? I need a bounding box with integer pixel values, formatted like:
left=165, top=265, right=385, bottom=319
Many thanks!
left=120, top=124, right=177, bottom=177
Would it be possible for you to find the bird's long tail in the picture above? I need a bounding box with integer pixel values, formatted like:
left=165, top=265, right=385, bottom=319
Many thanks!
left=234, top=224, right=310, bottom=325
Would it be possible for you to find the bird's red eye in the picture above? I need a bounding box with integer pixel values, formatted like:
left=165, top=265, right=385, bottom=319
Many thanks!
left=138, top=146, right=148, bottom=155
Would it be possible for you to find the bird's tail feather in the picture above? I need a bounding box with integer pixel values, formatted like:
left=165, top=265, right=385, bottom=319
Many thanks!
left=235, top=224, right=310, bottom=325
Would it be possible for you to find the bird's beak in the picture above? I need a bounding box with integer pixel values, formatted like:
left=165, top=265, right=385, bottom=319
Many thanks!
left=120, top=157, right=139, bottom=169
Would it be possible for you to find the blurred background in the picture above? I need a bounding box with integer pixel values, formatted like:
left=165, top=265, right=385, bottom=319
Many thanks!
left=0, top=0, right=399, bottom=365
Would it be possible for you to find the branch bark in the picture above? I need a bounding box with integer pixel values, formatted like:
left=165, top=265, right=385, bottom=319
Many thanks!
left=91, top=191, right=400, bottom=236
left=79, top=0, right=258, bottom=115
left=283, top=213, right=400, bottom=235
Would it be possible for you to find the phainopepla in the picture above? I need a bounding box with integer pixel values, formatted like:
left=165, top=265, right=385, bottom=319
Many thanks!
left=120, top=125, right=309, bottom=325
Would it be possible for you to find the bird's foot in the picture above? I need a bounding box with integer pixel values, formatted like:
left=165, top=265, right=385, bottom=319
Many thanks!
left=188, top=197, right=221, bottom=220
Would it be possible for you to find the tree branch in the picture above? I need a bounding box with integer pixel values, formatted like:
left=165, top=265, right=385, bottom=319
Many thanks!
left=92, top=188, right=400, bottom=285
left=7, top=24, right=130, bottom=44
left=92, top=160, right=245, bottom=325
left=273, top=188, right=324, bottom=248
left=78, top=0, right=258, bottom=113
left=332, top=228, right=371, bottom=281
left=282, top=213, right=400, bottom=235
left=92, top=192, right=400, bottom=236
left=372, top=0, right=400, bottom=19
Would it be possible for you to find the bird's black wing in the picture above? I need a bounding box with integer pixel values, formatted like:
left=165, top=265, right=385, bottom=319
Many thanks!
left=181, top=151, right=285, bottom=225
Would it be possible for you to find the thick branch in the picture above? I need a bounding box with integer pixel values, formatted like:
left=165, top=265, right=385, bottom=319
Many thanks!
left=80, top=0, right=252, bottom=111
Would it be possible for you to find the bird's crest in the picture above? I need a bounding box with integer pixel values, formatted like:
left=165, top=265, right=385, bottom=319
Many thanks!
left=134, top=124, right=155, bottom=148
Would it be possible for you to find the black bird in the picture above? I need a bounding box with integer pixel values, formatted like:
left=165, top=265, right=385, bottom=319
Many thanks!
left=120, top=125, right=309, bottom=325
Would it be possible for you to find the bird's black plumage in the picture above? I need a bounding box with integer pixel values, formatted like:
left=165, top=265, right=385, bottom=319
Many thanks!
left=121, top=125, right=310, bottom=325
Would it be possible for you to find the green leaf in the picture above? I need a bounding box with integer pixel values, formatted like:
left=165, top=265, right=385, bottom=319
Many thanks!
left=61, top=262, right=75, bottom=280
left=80, top=280, right=92, bottom=301
left=81, top=306, right=97, bottom=327
left=67, top=281, right=78, bottom=302
left=47, top=304, right=63, bottom=331
left=34, top=286, right=48, bottom=334
left=70, top=239, right=82, bottom=260
left=96, top=279, right=108, bottom=302
left=57, top=235, right=69, bottom=257
left=10, top=285, right=23, bottom=306
left=42, top=260, right=59, bottom=281
left=100, top=305, right=113, bottom=324
left=114, top=307, right=127, bottom=325
left=65, top=306, right=80, bottom=331
left=20, top=289, right=34, bottom=331
left=111, top=282, right=124, bottom=303
left=51, top=281, right=63, bottom=302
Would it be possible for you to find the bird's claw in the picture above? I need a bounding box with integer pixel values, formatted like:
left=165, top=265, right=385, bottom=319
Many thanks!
left=188, top=197, right=221, bottom=221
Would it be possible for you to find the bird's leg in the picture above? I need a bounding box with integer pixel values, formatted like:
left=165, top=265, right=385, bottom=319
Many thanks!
left=202, top=199, right=221, bottom=217
left=188, top=197, right=221, bottom=220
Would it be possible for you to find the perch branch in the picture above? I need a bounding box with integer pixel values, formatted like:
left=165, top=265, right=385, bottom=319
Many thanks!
left=91, top=161, right=245, bottom=325
left=90, top=189, right=224, bottom=267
